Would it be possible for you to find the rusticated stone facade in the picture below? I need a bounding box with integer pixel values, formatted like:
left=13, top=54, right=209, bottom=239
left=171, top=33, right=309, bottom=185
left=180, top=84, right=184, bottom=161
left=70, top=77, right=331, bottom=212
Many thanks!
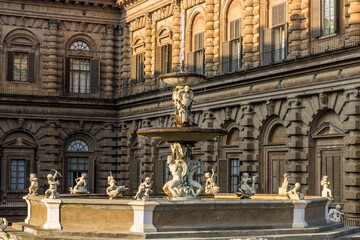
left=2, top=0, right=360, bottom=225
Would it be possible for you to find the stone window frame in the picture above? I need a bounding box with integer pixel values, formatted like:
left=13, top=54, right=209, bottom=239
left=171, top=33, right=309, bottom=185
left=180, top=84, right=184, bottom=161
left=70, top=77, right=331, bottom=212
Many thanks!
left=130, top=36, right=145, bottom=84
left=155, top=27, right=173, bottom=77
left=3, top=29, right=40, bottom=84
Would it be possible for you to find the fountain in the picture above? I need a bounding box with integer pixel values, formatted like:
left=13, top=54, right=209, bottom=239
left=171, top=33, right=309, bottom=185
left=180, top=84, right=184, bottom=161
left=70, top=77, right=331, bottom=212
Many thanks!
left=137, top=72, right=227, bottom=199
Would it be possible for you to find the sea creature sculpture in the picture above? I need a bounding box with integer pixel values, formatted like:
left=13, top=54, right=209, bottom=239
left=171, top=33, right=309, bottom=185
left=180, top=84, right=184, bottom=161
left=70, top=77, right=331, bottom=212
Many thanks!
left=236, top=173, right=257, bottom=199
left=0, top=218, right=7, bottom=232
left=70, top=173, right=90, bottom=194
left=106, top=173, right=128, bottom=199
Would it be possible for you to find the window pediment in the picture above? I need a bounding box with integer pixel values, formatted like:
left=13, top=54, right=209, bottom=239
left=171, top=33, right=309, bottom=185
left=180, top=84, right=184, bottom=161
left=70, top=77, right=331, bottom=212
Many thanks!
left=2, top=137, right=37, bottom=148
left=311, top=122, right=343, bottom=138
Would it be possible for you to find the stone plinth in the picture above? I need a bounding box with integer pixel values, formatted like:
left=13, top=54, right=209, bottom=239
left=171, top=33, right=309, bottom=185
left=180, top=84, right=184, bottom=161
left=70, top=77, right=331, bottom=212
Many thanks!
left=129, top=201, right=159, bottom=233
left=41, top=198, right=62, bottom=230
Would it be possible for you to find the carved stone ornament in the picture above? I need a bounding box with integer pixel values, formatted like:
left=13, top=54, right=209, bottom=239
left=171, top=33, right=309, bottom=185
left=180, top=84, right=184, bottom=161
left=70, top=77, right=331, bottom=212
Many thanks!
left=173, top=86, right=194, bottom=127
left=320, top=93, right=328, bottom=105
left=135, top=177, right=152, bottom=201
left=266, top=100, right=275, bottom=116
left=286, top=182, right=304, bottom=200
left=321, top=175, right=332, bottom=198
left=204, top=169, right=220, bottom=195
left=236, top=173, right=257, bottom=199
left=28, top=173, right=39, bottom=196
left=328, top=205, right=344, bottom=222
left=44, top=169, right=61, bottom=199
left=278, top=173, right=290, bottom=195
left=69, top=173, right=90, bottom=194
left=106, top=173, right=128, bottom=199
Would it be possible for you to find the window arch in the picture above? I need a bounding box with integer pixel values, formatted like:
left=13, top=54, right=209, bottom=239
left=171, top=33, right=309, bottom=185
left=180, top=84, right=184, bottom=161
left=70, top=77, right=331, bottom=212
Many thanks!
left=155, top=27, right=173, bottom=76
left=3, top=29, right=39, bottom=83
left=65, top=35, right=99, bottom=95
left=64, top=136, right=95, bottom=193
left=187, top=13, right=205, bottom=73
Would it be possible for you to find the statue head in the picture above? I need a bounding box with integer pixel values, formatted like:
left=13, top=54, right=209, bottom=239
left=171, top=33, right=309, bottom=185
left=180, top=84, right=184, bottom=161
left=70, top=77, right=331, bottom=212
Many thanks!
left=47, top=174, right=53, bottom=180
left=322, top=175, right=328, bottom=181
left=336, top=204, right=342, bottom=211
left=145, top=177, right=151, bottom=183
left=81, top=173, right=87, bottom=179
left=294, top=182, right=301, bottom=191
left=30, top=173, right=36, bottom=180
left=284, top=173, right=289, bottom=179
left=167, top=155, right=174, bottom=164
left=205, top=172, right=211, bottom=178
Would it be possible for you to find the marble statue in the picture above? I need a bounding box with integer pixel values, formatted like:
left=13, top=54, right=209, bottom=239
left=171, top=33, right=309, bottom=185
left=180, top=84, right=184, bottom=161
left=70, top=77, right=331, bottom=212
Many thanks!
left=135, top=177, right=152, bottom=201
left=70, top=173, right=90, bottom=194
left=0, top=218, right=7, bottom=232
left=278, top=173, right=290, bottom=195
left=321, top=176, right=332, bottom=198
left=106, top=173, right=128, bottom=199
left=329, top=204, right=344, bottom=222
left=286, top=183, right=304, bottom=200
left=236, top=173, right=257, bottom=199
left=44, top=169, right=61, bottom=199
left=163, top=143, right=203, bottom=199
left=28, top=173, right=39, bottom=196
left=173, top=86, right=194, bottom=127
left=205, top=168, right=220, bottom=195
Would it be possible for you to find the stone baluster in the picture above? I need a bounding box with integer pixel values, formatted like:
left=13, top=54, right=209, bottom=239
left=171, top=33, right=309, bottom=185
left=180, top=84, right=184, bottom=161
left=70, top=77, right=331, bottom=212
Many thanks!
left=105, top=25, right=115, bottom=98
left=288, top=0, right=302, bottom=59
left=205, top=0, right=215, bottom=76
left=242, top=0, right=254, bottom=68
left=285, top=97, right=308, bottom=194
left=47, top=19, right=59, bottom=93
left=172, top=0, right=181, bottom=68
left=343, top=89, right=360, bottom=225
left=144, top=14, right=152, bottom=83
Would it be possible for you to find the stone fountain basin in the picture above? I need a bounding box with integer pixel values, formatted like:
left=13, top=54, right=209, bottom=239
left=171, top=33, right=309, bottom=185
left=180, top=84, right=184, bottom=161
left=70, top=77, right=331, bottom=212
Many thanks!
left=136, top=127, right=227, bottom=142
left=158, top=72, right=206, bottom=86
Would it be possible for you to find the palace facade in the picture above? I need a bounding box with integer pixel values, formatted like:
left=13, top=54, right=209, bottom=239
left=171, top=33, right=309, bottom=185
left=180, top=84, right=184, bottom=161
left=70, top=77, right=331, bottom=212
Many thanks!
left=1, top=0, right=360, bottom=223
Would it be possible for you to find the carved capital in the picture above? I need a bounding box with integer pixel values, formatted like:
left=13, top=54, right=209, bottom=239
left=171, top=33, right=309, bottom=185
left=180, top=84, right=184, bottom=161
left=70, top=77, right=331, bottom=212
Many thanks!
left=319, top=93, right=328, bottom=105
left=48, top=19, right=59, bottom=30
left=45, top=120, right=59, bottom=127
left=266, top=100, right=275, bottom=116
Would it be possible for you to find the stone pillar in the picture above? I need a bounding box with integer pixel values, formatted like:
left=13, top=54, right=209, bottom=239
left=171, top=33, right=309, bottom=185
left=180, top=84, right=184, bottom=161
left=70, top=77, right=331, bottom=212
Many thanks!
left=105, top=25, right=115, bottom=98
left=239, top=105, right=258, bottom=181
left=288, top=0, right=302, bottom=59
left=41, top=199, right=62, bottom=230
left=205, top=0, right=215, bottom=76
left=348, top=0, right=360, bottom=41
left=129, top=201, right=159, bottom=233
left=242, top=0, right=254, bottom=68
left=292, top=200, right=309, bottom=228
left=118, top=123, right=129, bottom=184
left=213, top=0, right=220, bottom=74
left=121, top=24, right=131, bottom=97
left=343, top=89, right=360, bottom=224
left=144, top=13, right=152, bottom=82
left=286, top=98, right=308, bottom=194
left=253, top=0, right=260, bottom=66
left=300, top=0, right=310, bottom=56
left=172, top=0, right=181, bottom=68
left=23, top=196, right=31, bottom=224
left=46, top=19, right=59, bottom=93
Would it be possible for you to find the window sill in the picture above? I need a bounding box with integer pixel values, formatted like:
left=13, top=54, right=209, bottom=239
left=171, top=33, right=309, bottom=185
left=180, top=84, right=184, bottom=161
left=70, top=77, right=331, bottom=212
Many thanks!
left=7, top=80, right=33, bottom=84
left=318, top=33, right=338, bottom=40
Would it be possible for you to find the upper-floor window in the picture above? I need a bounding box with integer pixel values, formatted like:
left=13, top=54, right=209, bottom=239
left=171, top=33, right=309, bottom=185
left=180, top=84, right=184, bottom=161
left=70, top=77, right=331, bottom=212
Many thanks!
left=193, top=32, right=204, bottom=74
left=4, top=29, right=39, bottom=83
left=311, top=0, right=337, bottom=37
left=131, top=38, right=145, bottom=83
left=65, top=38, right=99, bottom=96
left=187, top=14, right=205, bottom=74
left=155, top=29, right=173, bottom=77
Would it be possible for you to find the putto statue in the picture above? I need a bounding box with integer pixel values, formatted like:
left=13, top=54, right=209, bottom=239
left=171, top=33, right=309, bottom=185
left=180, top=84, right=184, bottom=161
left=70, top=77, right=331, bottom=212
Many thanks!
left=135, top=177, right=152, bottom=201
left=286, top=183, right=304, bottom=200
left=70, top=173, right=90, bottom=194
left=204, top=169, right=220, bottom=195
left=0, top=218, right=7, bottom=232
left=163, top=143, right=203, bottom=199
left=28, top=173, right=39, bottom=196
left=321, top=176, right=332, bottom=198
left=173, top=86, right=194, bottom=127
left=278, top=173, right=290, bottom=195
left=44, top=169, right=61, bottom=199
left=236, top=173, right=257, bottom=199
left=329, top=204, right=344, bottom=222
left=106, top=173, right=128, bottom=199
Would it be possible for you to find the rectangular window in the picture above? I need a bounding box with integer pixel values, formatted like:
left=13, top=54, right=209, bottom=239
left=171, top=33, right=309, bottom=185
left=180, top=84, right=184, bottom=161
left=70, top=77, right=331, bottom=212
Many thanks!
left=13, top=52, right=28, bottom=82
left=138, top=160, right=143, bottom=185
left=229, top=18, right=242, bottom=72
left=68, top=157, right=88, bottom=189
left=136, top=53, right=144, bottom=83
left=273, top=26, right=286, bottom=62
left=161, top=45, right=169, bottom=74
left=194, top=32, right=204, bottom=74
left=195, top=161, right=203, bottom=184
left=70, top=58, right=90, bottom=93
left=230, top=158, right=240, bottom=193
left=322, top=0, right=335, bottom=35
left=10, top=160, right=26, bottom=190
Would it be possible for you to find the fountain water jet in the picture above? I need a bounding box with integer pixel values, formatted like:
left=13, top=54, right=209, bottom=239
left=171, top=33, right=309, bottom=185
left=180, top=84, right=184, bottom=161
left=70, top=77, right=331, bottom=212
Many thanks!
left=137, top=72, right=227, bottom=199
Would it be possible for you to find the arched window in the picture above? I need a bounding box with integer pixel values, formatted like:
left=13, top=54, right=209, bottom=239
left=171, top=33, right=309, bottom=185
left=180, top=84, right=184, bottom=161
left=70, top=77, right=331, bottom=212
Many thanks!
left=187, top=14, right=205, bottom=73
left=3, top=29, right=39, bottom=83
left=155, top=28, right=173, bottom=76
left=130, top=37, right=145, bottom=83
left=64, top=138, right=95, bottom=193
left=223, top=0, right=242, bottom=73
left=65, top=36, right=99, bottom=95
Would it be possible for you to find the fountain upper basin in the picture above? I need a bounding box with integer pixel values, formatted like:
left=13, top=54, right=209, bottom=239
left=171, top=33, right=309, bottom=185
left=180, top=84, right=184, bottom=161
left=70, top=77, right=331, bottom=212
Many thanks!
left=158, top=72, right=206, bottom=87
left=136, top=127, right=227, bottom=142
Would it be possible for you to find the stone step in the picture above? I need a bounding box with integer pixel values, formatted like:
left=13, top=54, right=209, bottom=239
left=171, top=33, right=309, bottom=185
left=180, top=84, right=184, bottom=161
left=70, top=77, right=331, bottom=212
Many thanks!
left=340, top=232, right=360, bottom=239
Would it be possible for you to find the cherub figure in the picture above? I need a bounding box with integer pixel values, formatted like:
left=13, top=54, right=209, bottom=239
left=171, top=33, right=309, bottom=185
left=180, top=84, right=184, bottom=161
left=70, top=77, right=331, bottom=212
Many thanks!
left=135, top=177, right=152, bottom=201
left=28, top=173, right=39, bottom=196
left=321, top=176, right=332, bottom=198
left=278, top=173, right=290, bottom=195
left=205, top=168, right=220, bottom=195
left=286, top=182, right=304, bottom=200
left=69, top=173, right=89, bottom=194
left=44, top=169, right=61, bottom=199
left=236, top=173, right=257, bottom=199
left=106, top=173, right=128, bottom=199
left=329, top=204, right=344, bottom=222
